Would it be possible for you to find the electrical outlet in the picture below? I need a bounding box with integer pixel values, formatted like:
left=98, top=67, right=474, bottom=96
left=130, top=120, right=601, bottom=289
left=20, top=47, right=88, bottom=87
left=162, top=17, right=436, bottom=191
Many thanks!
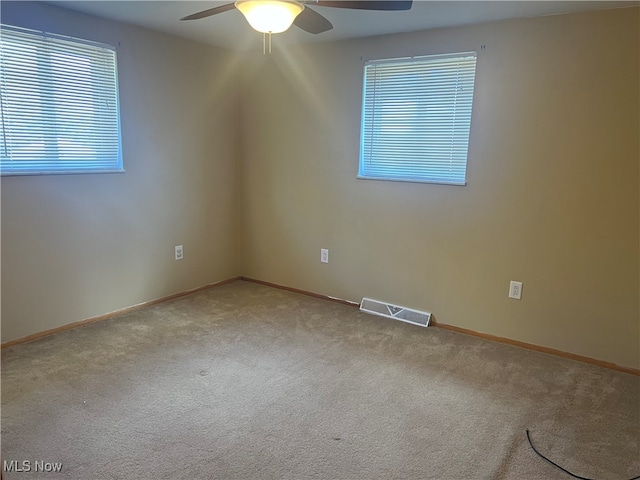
left=320, top=248, right=329, bottom=264
left=175, top=245, right=183, bottom=261
left=509, top=281, right=522, bottom=300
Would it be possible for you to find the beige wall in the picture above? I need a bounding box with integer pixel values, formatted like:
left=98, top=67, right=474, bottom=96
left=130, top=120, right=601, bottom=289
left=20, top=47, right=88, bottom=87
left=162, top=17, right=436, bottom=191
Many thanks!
left=2, top=3, right=638, bottom=370
left=1, top=2, right=241, bottom=341
left=240, top=7, right=640, bottom=368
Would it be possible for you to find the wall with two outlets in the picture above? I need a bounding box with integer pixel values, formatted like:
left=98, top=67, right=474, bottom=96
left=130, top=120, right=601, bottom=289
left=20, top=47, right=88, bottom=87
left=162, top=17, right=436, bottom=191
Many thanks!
left=239, top=7, right=639, bottom=369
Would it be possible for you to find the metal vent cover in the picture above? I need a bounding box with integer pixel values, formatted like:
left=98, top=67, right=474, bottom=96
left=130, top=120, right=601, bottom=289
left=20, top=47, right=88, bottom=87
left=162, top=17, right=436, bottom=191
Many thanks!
left=360, top=297, right=431, bottom=327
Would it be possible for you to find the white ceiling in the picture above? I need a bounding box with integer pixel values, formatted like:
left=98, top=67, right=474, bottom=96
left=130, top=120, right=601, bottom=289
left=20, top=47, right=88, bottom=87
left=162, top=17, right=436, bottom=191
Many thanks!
left=47, top=1, right=638, bottom=50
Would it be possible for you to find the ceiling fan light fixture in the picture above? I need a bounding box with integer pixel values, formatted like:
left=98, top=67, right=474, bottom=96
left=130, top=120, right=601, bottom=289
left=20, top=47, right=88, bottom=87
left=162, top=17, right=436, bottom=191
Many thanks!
left=235, top=0, right=304, bottom=33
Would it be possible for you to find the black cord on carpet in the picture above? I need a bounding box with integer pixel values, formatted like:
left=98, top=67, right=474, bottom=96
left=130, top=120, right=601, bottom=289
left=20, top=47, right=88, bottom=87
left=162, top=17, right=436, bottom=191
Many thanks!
left=526, top=429, right=640, bottom=480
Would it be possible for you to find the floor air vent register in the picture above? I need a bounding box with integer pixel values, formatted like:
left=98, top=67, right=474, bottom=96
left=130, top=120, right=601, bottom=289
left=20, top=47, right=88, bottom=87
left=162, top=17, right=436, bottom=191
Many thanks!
left=360, top=298, right=431, bottom=327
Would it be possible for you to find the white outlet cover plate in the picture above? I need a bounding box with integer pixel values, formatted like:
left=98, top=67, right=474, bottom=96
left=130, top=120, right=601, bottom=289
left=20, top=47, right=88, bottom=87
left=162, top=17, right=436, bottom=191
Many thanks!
left=321, top=249, right=329, bottom=263
left=509, top=281, right=522, bottom=299
left=175, top=245, right=183, bottom=260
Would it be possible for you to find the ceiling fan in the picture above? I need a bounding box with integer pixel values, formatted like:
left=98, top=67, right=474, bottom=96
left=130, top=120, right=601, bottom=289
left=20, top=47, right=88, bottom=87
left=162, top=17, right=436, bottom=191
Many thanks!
left=180, top=1, right=413, bottom=37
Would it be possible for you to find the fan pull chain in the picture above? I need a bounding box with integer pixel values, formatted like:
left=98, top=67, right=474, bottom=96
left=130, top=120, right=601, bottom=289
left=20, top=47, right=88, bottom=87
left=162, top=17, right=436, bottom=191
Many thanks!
left=262, top=32, right=273, bottom=55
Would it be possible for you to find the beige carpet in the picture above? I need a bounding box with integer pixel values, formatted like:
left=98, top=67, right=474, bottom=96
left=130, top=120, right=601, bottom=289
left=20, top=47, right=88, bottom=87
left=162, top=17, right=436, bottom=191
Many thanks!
left=2, top=280, right=639, bottom=479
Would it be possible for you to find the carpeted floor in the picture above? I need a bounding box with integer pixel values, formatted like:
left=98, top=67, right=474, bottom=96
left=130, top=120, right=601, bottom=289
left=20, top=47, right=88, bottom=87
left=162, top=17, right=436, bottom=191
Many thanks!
left=2, top=280, right=639, bottom=479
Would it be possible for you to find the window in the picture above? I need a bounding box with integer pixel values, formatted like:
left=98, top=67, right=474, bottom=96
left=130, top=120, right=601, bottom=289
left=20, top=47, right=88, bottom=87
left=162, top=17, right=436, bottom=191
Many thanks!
left=0, top=25, right=122, bottom=175
left=359, top=52, right=477, bottom=185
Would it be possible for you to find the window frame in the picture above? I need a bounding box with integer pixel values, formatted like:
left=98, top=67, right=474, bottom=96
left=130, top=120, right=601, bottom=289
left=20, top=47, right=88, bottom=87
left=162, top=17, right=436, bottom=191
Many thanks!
left=358, top=52, right=478, bottom=186
left=0, top=24, right=124, bottom=176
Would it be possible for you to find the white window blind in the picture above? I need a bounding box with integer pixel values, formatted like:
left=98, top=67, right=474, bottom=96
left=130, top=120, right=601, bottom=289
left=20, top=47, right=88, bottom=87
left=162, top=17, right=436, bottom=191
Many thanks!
left=359, top=52, right=477, bottom=185
left=0, top=25, right=123, bottom=175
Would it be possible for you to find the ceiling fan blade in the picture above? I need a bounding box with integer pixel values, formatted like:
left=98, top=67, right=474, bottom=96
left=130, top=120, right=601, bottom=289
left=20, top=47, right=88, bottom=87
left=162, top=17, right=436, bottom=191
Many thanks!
left=312, top=1, right=412, bottom=10
left=294, top=7, right=334, bottom=34
left=180, top=3, right=236, bottom=21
